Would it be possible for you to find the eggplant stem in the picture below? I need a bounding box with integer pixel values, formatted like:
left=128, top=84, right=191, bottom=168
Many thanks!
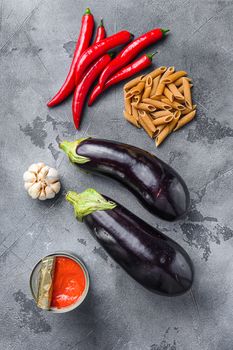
left=59, top=138, right=91, bottom=164
left=66, top=189, right=117, bottom=221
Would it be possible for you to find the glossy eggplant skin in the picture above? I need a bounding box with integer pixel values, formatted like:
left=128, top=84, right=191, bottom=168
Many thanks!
left=84, top=196, right=193, bottom=296
left=76, top=138, right=190, bottom=221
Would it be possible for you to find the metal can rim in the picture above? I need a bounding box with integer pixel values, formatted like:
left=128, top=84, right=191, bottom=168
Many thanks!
left=29, top=251, right=90, bottom=313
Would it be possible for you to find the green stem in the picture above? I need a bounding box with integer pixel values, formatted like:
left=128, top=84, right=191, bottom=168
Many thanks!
left=85, top=8, right=91, bottom=15
left=99, top=18, right=104, bottom=27
left=66, top=189, right=117, bottom=222
left=161, top=28, right=170, bottom=36
left=147, top=52, right=157, bottom=61
left=59, top=138, right=91, bottom=164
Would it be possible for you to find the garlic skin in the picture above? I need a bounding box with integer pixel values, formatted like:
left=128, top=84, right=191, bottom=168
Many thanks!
left=23, top=163, right=61, bottom=200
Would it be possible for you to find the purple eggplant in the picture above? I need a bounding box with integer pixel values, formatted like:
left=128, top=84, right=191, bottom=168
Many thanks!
left=66, top=189, right=193, bottom=296
left=60, top=138, right=190, bottom=221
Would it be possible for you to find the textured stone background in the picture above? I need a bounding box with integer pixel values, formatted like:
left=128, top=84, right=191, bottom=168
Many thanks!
left=0, top=0, right=233, bottom=349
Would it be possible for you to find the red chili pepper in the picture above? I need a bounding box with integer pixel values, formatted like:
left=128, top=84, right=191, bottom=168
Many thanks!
left=88, top=53, right=155, bottom=106
left=74, top=30, right=133, bottom=85
left=72, top=53, right=113, bottom=129
left=47, top=8, right=94, bottom=108
left=93, top=19, right=106, bottom=43
left=98, top=28, right=169, bottom=89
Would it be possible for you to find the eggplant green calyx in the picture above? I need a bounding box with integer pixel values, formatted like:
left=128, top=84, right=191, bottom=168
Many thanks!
left=66, top=189, right=117, bottom=221
left=59, top=138, right=90, bottom=164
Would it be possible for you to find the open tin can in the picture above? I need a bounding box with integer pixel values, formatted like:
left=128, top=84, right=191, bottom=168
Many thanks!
left=30, top=251, right=89, bottom=313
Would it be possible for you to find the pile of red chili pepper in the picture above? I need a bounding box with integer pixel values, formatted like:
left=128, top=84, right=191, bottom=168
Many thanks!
left=47, top=8, right=169, bottom=129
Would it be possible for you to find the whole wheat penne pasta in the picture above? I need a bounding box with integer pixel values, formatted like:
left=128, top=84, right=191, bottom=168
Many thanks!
left=123, top=110, right=140, bottom=128
left=124, top=75, right=144, bottom=91
left=183, top=77, right=192, bottom=109
left=164, top=87, right=174, bottom=102
left=156, top=124, right=166, bottom=134
left=154, top=80, right=165, bottom=97
left=160, top=66, right=175, bottom=82
left=150, top=94, right=163, bottom=101
left=124, top=96, right=132, bottom=114
left=162, top=71, right=188, bottom=84
left=132, top=94, right=141, bottom=105
left=154, top=67, right=175, bottom=97
left=181, top=105, right=196, bottom=115
left=142, top=98, right=172, bottom=110
left=151, top=110, right=171, bottom=118
left=132, top=102, right=156, bottom=112
left=126, top=81, right=145, bottom=98
left=142, top=66, right=167, bottom=81
left=174, top=110, right=196, bottom=131
left=150, top=75, right=160, bottom=96
left=153, top=128, right=160, bottom=137
left=153, top=115, right=174, bottom=126
left=174, top=77, right=192, bottom=87
left=155, top=126, right=170, bottom=146
left=138, top=110, right=157, bottom=138
left=167, top=83, right=184, bottom=100
left=142, top=75, right=153, bottom=99
left=131, top=104, right=139, bottom=118
left=173, top=110, right=181, bottom=120
left=178, top=83, right=193, bottom=94
left=161, top=98, right=185, bottom=110
left=155, top=118, right=178, bottom=146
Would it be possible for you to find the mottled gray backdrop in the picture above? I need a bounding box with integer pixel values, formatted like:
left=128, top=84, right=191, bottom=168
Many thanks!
left=0, top=0, right=233, bottom=349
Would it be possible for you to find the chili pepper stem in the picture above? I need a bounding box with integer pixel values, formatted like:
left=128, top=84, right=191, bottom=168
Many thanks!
left=147, top=52, right=157, bottom=60
left=161, top=29, right=170, bottom=36
left=85, top=7, right=91, bottom=14
left=100, top=18, right=104, bottom=26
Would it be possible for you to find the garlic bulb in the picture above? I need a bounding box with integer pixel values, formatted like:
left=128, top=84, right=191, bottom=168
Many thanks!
left=23, top=163, right=61, bottom=200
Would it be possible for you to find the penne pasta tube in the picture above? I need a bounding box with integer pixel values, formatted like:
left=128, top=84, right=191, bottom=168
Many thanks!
left=161, top=98, right=185, bottom=110
left=160, top=66, right=175, bottom=82
left=132, top=102, right=156, bottom=112
left=138, top=110, right=157, bottom=138
left=131, top=105, right=141, bottom=128
left=154, top=67, right=175, bottom=97
left=178, top=83, right=193, bottom=94
left=183, top=77, right=192, bottom=109
left=162, top=71, right=188, bottom=84
left=153, top=115, right=174, bottom=126
left=127, top=81, right=145, bottom=97
left=174, top=77, right=192, bottom=87
left=151, top=110, right=171, bottom=118
left=154, top=80, right=165, bottom=97
left=124, top=75, right=144, bottom=91
left=150, top=75, right=160, bottom=96
left=173, top=110, right=181, bottom=120
left=142, top=66, right=167, bottom=81
left=124, top=96, right=132, bottom=114
left=173, top=110, right=196, bottom=131
left=167, top=83, right=184, bottom=100
left=142, top=98, right=172, bottom=110
left=164, top=87, right=174, bottom=102
left=142, top=75, right=153, bottom=99
left=132, top=94, right=141, bottom=105
left=156, top=124, right=166, bottom=134
left=123, top=110, right=140, bottom=128
left=155, top=118, right=178, bottom=146
left=181, top=105, right=196, bottom=115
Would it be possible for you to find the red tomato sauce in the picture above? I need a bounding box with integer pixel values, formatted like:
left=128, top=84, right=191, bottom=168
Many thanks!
left=51, top=256, right=86, bottom=309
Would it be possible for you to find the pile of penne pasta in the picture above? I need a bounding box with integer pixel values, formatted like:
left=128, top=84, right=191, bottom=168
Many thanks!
left=123, top=66, right=196, bottom=146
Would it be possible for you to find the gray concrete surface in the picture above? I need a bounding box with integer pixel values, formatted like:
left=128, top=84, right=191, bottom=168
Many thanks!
left=0, top=0, right=233, bottom=349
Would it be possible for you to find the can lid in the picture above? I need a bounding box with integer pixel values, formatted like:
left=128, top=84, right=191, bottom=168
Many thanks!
left=30, top=252, right=89, bottom=313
